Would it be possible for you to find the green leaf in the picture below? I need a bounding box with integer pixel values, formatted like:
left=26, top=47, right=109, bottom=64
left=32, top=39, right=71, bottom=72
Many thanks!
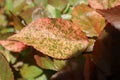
left=20, top=64, right=43, bottom=79
left=0, top=14, right=7, bottom=27
left=48, top=0, right=68, bottom=11
left=36, top=74, right=48, bottom=80
left=13, top=0, right=26, bottom=13
left=72, top=4, right=105, bottom=37
left=0, top=53, right=14, bottom=80
left=0, top=28, right=14, bottom=34
left=5, top=0, right=14, bottom=11
left=33, top=0, right=48, bottom=7
left=9, top=18, right=88, bottom=59
left=0, top=32, right=14, bottom=40
left=46, top=5, right=61, bottom=18
left=0, top=46, right=17, bottom=64
left=34, top=54, right=56, bottom=70
left=53, top=59, right=66, bottom=70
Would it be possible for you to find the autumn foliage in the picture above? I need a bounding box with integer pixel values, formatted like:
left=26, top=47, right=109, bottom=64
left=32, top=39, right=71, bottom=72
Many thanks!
left=0, top=0, right=120, bottom=80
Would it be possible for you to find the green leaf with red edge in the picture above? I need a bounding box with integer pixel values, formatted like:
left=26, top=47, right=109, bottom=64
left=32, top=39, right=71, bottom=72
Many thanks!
left=9, top=18, right=88, bottom=59
left=34, top=52, right=66, bottom=71
left=0, top=40, right=27, bottom=52
left=88, top=0, right=120, bottom=9
left=34, top=53, right=56, bottom=70
left=0, top=53, right=14, bottom=80
left=72, top=4, right=106, bottom=37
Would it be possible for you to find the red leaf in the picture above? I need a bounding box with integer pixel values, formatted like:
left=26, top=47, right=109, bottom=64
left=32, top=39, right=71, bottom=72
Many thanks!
left=84, top=54, right=97, bottom=80
left=92, top=23, right=120, bottom=79
left=92, top=6, right=120, bottom=79
left=0, top=40, right=27, bottom=52
left=97, top=5, right=120, bottom=30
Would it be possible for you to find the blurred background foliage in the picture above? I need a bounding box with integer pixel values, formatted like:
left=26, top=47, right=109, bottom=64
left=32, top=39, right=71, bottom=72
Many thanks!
left=1, top=0, right=113, bottom=80
left=0, top=0, right=88, bottom=39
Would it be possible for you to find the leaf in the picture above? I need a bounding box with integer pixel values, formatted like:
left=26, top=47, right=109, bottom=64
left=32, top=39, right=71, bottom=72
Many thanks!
left=5, top=0, right=14, bottom=11
left=0, top=45, right=17, bottom=64
left=68, top=0, right=88, bottom=6
left=85, top=39, right=95, bottom=52
left=0, top=53, right=14, bottom=80
left=0, top=32, right=14, bottom=40
left=0, top=14, right=7, bottom=27
left=72, top=4, right=105, bottom=37
left=10, top=11, right=25, bottom=32
left=92, top=24, right=117, bottom=79
left=48, top=0, right=68, bottom=11
left=36, top=74, right=48, bottom=80
left=92, top=6, right=120, bottom=79
left=0, top=28, right=14, bottom=34
left=46, top=4, right=61, bottom=18
left=33, top=0, right=48, bottom=7
left=34, top=54, right=56, bottom=70
left=0, top=40, right=27, bottom=52
left=34, top=52, right=66, bottom=71
left=9, top=18, right=88, bottom=59
left=32, top=7, right=48, bottom=20
left=53, top=59, right=66, bottom=70
left=51, top=55, right=86, bottom=80
left=84, top=54, right=97, bottom=80
left=20, top=64, right=43, bottom=79
left=13, top=0, right=26, bottom=13
left=20, top=7, right=35, bottom=24
left=88, top=0, right=120, bottom=9
left=97, top=5, right=120, bottom=30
